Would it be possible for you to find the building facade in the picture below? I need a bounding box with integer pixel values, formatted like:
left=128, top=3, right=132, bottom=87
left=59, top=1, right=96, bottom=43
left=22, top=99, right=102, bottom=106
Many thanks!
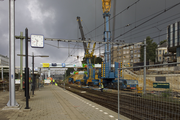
left=112, top=42, right=142, bottom=66
left=0, top=54, right=9, bottom=66
left=156, top=42, right=168, bottom=62
left=167, top=21, right=180, bottom=53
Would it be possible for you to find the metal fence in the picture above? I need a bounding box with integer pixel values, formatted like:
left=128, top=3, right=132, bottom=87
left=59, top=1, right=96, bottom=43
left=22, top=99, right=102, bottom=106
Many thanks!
left=117, top=62, right=180, bottom=120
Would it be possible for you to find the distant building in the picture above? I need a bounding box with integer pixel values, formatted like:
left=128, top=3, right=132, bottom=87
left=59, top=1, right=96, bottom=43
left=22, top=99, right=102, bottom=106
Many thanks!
left=155, top=42, right=172, bottom=62
left=0, top=54, right=9, bottom=66
left=112, top=42, right=142, bottom=66
left=166, top=21, right=180, bottom=62
left=167, top=21, right=180, bottom=53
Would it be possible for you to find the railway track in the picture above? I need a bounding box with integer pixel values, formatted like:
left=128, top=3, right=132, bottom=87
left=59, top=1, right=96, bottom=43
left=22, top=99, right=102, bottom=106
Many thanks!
left=58, top=84, right=180, bottom=120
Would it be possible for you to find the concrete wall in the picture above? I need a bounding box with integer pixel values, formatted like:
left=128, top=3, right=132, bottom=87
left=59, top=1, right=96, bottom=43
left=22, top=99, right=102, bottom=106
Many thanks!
left=124, top=71, right=180, bottom=91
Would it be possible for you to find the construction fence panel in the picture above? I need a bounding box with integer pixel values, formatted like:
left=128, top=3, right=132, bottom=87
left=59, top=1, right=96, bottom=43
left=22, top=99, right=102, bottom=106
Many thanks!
left=118, top=62, right=180, bottom=120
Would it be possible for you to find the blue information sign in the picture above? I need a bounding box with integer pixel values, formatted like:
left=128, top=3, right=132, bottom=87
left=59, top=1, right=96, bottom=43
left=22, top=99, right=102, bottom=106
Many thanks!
left=51, top=63, right=57, bottom=66
left=62, top=63, right=65, bottom=67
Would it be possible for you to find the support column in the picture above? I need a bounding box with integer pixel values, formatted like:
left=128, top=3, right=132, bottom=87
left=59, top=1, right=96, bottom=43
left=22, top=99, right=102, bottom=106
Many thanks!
left=7, top=0, right=18, bottom=107
left=1, top=66, right=3, bottom=80
left=2, top=66, right=5, bottom=92
left=32, top=52, right=35, bottom=95
left=20, top=32, right=23, bottom=90
left=176, top=47, right=180, bottom=66
left=25, top=28, right=30, bottom=109
left=143, top=39, right=146, bottom=94
left=48, top=68, right=50, bottom=77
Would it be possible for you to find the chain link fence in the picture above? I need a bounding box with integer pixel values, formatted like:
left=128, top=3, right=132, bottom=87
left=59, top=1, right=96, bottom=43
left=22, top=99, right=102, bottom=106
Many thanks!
left=118, top=62, right=180, bottom=120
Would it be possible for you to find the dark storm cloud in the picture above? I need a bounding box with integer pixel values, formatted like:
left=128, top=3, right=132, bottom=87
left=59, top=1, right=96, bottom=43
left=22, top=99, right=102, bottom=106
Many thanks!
left=0, top=0, right=180, bottom=68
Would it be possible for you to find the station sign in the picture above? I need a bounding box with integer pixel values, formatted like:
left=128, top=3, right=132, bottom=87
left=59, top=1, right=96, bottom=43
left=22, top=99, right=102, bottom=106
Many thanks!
left=51, top=63, right=57, bottom=66
left=153, top=83, right=170, bottom=88
left=42, top=63, right=49, bottom=67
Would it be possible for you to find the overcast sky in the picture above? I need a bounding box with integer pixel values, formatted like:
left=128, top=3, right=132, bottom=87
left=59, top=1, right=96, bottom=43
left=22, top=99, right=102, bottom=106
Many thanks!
left=0, top=0, right=180, bottom=70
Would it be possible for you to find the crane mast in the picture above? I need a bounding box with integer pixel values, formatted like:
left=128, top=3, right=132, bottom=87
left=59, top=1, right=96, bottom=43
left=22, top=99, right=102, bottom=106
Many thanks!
left=77, top=16, right=96, bottom=85
left=77, top=16, right=87, bottom=52
left=102, top=0, right=111, bottom=77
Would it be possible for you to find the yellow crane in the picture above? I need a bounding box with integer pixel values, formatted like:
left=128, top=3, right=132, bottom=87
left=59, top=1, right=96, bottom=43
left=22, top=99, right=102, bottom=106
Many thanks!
left=85, top=42, right=96, bottom=58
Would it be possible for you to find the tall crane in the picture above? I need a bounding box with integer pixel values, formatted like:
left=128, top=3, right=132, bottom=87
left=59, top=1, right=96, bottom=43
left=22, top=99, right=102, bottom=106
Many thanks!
left=77, top=16, right=96, bottom=85
left=102, top=0, right=111, bottom=78
left=77, top=16, right=87, bottom=52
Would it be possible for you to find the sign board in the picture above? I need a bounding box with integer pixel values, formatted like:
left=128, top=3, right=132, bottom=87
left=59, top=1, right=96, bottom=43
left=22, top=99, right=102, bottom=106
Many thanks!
left=82, top=64, right=87, bottom=68
left=15, top=79, right=20, bottom=84
left=51, top=63, right=57, bottom=66
left=153, top=83, right=170, bottom=88
left=155, top=77, right=166, bottom=81
left=44, top=79, right=51, bottom=83
left=42, top=63, right=49, bottom=67
left=62, top=63, right=65, bottom=67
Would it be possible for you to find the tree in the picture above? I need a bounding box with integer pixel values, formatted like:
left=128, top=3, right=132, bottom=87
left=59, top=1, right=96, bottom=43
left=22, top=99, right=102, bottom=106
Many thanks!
left=65, top=68, right=74, bottom=77
left=81, top=55, right=103, bottom=64
left=159, top=40, right=167, bottom=45
left=140, top=36, right=157, bottom=62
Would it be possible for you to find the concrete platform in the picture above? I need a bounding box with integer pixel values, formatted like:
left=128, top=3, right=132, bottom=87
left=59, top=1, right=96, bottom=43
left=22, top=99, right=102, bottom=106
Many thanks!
left=0, top=85, right=130, bottom=120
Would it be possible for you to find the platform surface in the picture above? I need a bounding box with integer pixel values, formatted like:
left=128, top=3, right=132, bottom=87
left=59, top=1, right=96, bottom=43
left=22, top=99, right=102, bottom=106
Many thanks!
left=0, top=85, right=130, bottom=120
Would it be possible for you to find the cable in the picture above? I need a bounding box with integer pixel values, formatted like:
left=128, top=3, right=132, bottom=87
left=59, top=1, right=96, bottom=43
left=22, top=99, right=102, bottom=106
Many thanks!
left=113, top=2, right=180, bottom=41
left=121, top=14, right=180, bottom=41
left=90, top=5, right=166, bottom=40
left=63, top=43, right=78, bottom=63
left=44, top=43, right=83, bottom=49
left=122, top=27, right=180, bottom=46
left=121, top=12, right=180, bottom=39
left=84, top=0, right=140, bottom=36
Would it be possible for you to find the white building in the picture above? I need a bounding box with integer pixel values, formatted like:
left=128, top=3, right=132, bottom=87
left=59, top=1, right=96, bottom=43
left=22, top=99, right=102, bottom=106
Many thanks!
left=0, top=54, right=9, bottom=66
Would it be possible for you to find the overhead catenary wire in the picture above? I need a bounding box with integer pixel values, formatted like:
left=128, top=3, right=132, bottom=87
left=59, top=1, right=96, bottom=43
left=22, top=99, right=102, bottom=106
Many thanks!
left=113, top=2, right=180, bottom=41
left=121, top=16, right=180, bottom=43
left=84, top=0, right=140, bottom=36
left=63, top=43, right=78, bottom=63
left=44, top=1, right=180, bottom=64
left=120, top=12, right=180, bottom=41
left=90, top=5, right=170, bottom=41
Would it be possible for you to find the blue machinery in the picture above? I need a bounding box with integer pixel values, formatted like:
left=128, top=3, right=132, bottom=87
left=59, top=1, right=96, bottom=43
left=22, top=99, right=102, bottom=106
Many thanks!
left=77, top=16, right=97, bottom=85
left=72, top=0, right=138, bottom=89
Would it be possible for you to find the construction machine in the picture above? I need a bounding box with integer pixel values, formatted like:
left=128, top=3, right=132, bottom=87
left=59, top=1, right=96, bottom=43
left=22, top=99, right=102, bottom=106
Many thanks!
left=77, top=17, right=98, bottom=86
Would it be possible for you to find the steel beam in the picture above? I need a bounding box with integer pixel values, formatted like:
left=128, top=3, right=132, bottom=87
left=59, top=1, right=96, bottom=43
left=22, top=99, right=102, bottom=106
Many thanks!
left=15, top=36, right=128, bottom=45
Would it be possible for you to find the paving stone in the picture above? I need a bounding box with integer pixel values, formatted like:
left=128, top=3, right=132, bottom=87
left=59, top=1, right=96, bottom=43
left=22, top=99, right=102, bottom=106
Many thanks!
left=0, top=85, right=131, bottom=120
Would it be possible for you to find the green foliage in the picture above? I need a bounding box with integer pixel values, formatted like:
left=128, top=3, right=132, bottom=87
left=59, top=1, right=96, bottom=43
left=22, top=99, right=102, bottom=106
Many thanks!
left=162, top=89, right=172, bottom=98
left=159, top=40, right=167, bottom=45
left=65, top=68, right=74, bottom=77
left=81, top=55, right=103, bottom=64
left=140, top=36, right=157, bottom=62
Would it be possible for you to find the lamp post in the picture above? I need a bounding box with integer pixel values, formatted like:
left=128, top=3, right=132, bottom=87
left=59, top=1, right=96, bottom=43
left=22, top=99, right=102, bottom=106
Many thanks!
left=17, top=53, right=49, bottom=95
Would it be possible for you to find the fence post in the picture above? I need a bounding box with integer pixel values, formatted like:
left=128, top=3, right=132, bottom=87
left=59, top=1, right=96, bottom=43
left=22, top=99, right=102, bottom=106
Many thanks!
left=143, top=39, right=146, bottom=94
